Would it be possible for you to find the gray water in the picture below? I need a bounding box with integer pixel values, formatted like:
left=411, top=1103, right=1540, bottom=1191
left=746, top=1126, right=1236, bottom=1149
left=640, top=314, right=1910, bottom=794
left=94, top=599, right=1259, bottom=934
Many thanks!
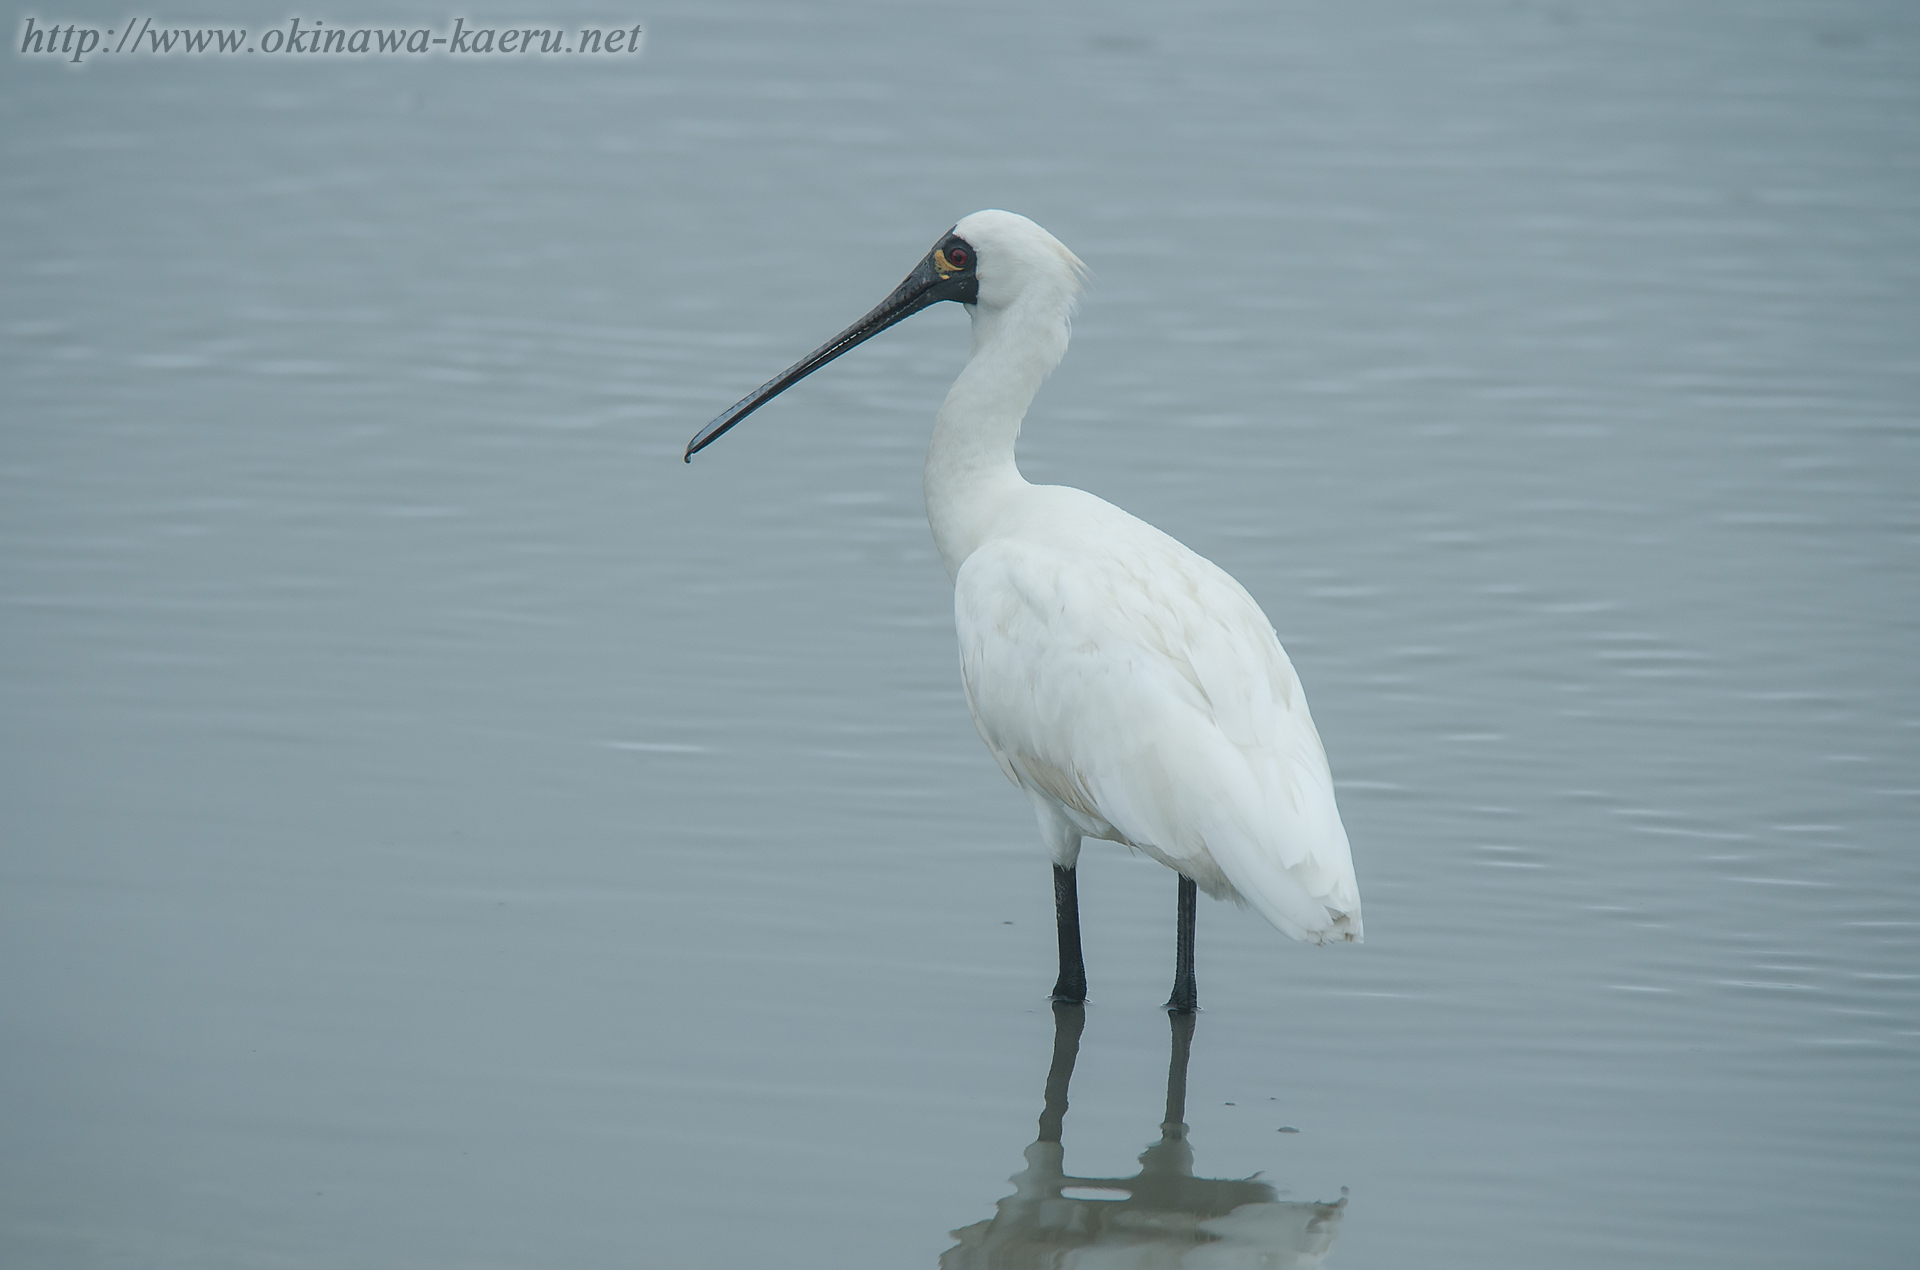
left=4, top=1, right=1917, bottom=1266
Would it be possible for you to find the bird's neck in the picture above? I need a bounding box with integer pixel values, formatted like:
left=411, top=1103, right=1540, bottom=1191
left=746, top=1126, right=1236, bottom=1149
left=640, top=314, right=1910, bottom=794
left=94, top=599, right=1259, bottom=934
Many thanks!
left=924, top=291, right=1072, bottom=578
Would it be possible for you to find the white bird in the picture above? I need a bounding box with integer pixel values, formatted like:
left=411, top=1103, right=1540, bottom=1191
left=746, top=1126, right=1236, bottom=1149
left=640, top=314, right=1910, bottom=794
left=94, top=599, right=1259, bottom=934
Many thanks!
left=687, top=210, right=1361, bottom=1011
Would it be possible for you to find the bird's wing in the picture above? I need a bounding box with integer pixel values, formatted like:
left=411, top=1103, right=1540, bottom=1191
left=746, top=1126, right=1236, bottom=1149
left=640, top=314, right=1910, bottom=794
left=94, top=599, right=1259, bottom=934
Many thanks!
left=955, top=514, right=1360, bottom=944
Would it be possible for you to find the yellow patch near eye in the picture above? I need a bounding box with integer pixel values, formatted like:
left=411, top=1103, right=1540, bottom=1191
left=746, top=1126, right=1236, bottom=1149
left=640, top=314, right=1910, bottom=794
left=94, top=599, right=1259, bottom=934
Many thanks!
left=935, top=249, right=963, bottom=274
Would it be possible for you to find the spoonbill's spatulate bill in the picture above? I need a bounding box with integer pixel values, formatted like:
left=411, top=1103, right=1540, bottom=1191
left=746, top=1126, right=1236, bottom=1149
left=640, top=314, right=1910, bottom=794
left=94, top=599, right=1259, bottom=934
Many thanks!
left=687, top=211, right=1361, bottom=1011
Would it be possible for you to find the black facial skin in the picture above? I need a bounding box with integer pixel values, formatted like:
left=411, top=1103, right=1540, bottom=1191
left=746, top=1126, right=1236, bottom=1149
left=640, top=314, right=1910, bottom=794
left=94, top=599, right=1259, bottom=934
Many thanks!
left=684, top=229, right=980, bottom=461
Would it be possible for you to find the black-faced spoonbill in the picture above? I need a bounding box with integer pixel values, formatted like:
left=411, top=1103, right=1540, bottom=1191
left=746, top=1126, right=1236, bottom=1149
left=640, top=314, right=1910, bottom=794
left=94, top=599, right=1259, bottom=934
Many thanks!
left=686, top=211, right=1361, bottom=1012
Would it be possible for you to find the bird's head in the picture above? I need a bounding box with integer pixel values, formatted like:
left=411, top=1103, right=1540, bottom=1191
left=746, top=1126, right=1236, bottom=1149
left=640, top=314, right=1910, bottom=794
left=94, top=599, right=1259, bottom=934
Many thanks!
left=684, top=210, right=1084, bottom=461
left=950, top=210, right=1088, bottom=315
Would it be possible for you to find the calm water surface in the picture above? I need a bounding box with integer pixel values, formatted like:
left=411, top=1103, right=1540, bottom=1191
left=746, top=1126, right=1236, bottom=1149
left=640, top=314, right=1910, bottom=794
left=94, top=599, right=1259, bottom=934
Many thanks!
left=4, top=1, right=1917, bottom=1266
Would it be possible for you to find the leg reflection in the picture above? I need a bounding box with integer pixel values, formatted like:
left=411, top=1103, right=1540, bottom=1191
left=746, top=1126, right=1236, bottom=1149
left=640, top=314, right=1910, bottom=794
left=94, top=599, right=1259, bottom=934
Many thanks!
left=1038, top=1002, right=1084, bottom=1145
left=1165, top=1008, right=1195, bottom=1128
left=942, top=1008, right=1348, bottom=1266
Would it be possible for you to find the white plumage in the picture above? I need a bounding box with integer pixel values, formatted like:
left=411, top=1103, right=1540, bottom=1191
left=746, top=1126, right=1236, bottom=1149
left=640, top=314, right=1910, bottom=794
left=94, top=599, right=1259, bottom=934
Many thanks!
left=954, top=490, right=1361, bottom=944
left=929, top=210, right=1360, bottom=947
left=688, top=209, right=1360, bottom=1005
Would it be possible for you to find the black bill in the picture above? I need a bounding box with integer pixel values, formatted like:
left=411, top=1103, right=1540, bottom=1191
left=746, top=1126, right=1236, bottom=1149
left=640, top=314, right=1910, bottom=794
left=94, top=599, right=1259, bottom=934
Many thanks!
left=684, top=230, right=979, bottom=462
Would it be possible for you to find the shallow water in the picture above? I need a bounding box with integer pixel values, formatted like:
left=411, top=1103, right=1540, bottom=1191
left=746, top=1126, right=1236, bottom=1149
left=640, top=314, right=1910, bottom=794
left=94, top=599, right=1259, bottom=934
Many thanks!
left=3, top=1, right=1917, bottom=1266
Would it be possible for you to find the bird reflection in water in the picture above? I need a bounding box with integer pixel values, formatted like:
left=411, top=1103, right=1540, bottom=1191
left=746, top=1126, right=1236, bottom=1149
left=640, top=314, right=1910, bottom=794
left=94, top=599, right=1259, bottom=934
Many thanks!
left=943, top=1007, right=1346, bottom=1267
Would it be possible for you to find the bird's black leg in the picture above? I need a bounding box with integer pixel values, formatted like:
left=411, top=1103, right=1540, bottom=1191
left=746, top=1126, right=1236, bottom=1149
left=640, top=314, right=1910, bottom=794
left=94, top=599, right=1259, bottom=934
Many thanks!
left=1051, top=864, right=1088, bottom=1004
left=1164, top=874, right=1198, bottom=1014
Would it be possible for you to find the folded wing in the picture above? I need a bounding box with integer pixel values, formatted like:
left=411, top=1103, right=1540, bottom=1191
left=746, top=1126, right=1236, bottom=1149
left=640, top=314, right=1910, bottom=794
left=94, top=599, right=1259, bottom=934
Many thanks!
left=955, top=500, right=1361, bottom=944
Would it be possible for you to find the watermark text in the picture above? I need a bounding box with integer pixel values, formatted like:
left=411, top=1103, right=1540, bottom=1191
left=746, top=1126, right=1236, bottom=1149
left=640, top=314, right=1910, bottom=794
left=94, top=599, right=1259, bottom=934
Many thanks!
left=18, top=16, right=645, bottom=64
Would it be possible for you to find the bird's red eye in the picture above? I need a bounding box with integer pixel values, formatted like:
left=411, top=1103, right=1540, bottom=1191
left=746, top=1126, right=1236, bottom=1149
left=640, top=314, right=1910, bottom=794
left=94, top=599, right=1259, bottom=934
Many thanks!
left=947, top=246, right=969, bottom=267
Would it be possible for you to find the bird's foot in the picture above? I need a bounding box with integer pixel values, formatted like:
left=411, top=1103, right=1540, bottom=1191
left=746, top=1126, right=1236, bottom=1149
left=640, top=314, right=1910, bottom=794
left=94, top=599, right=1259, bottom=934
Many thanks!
left=1050, top=977, right=1087, bottom=1005
left=1162, top=987, right=1198, bottom=1015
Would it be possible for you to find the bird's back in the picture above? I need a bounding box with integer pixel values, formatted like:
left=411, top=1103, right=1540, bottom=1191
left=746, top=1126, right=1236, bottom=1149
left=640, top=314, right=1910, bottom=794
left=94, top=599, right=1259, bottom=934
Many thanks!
left=954, top=485, right=1361, bottom=944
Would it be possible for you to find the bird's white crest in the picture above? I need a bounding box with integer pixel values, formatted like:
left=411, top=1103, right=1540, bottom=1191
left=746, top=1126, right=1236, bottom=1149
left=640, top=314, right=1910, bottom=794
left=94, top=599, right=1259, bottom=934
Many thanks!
left=931, top=210, right=1362, bottom=945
